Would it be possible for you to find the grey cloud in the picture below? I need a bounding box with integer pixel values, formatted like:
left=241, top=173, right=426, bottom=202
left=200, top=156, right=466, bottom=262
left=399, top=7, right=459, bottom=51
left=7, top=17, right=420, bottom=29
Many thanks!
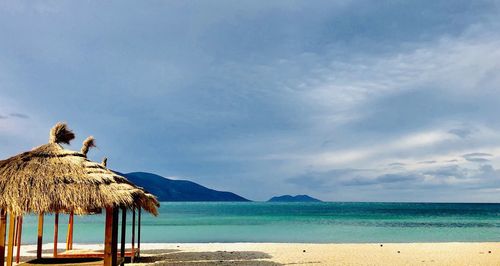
left=418, top=160, right=436, bottom=164
left=424, top=165, right=464, bottom=178
left=463, top=152, right=493, bottom=157
left=342, top=173, right=423, bottom=187
left=288, top=168, right=424, bottom=190
left=463, top=153, right=493, bottom=163
left=286, top=168, right=367, bottom=191
left=0, top=115, right=7, bottom=119
left=9, top=113, right=29, bottom=119
left=448, top=128, right=473, bottom=139
left=289, top=163, right=500, bottom=193
left=465, top=158, right=490, bottom=163
left=388, top=162, right=406, bottom=167
left=479, top=164, right=495, bottom=174
left=286, top=176, right=331, bottom=192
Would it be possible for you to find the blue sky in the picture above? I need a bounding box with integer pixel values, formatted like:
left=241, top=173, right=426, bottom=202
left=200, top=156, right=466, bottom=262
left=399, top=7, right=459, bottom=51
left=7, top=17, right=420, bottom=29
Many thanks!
left=1, top=0, right=500, bottom=202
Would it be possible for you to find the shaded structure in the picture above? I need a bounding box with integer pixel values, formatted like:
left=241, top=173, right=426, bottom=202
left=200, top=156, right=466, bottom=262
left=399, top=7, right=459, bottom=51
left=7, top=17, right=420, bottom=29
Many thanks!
left=0, top=123, right=159, bottom=266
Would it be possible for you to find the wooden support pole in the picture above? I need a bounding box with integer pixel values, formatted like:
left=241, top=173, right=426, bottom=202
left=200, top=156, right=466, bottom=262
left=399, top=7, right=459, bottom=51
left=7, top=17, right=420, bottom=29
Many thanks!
left=6, top=213, right=16, bottom=266
left=137, top=208, right=141, bottom=258
left=66, top=211, right=74, bottom=250
left=13, top=217, right=20, bottom=247
left=111, top=208, right=119, bottom=266
left=53, top=213, right=59, bottom=257
left=120, top=208, right=126, bottom=266
left=37, top=214, right=44, bottom=259
left=104, top=208, right=114, bottom=266
left=131, top=208, right=136, bottom=262
left=0, top=210, right=7, bottom=266
left=15, top=216, right=22, bottom=264
left=13, top=217, right=17, bottom=247
left=70, top=213, right=74, bottom=250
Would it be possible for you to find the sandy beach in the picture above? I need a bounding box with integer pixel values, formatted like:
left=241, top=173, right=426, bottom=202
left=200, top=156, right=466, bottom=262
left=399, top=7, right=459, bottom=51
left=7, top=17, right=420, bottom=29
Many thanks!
left=15, top=242, right=500, bottom=265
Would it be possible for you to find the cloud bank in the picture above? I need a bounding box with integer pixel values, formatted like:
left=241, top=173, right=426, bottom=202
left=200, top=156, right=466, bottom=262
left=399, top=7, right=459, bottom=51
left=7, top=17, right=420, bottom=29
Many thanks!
left=1, top=0, right=500, bottom=201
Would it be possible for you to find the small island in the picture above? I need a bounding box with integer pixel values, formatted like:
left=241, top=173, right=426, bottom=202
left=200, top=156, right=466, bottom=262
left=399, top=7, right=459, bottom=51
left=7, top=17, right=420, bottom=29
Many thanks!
left=267, top=194, right=322, bottom=202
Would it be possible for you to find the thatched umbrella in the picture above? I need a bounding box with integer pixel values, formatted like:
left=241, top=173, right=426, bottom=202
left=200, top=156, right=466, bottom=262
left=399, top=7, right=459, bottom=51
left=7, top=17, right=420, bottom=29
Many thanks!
left=0, top=123, right=159, bottom=266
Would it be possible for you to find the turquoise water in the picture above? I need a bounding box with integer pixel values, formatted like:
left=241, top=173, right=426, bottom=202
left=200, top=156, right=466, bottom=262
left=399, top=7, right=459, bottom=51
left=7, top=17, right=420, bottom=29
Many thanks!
left=17, top=202, right=500, bottom=244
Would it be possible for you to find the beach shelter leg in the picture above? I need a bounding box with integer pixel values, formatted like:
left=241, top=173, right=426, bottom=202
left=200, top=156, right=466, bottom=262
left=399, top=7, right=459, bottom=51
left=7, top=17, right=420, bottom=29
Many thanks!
left=131, top=208, right=135, bottom=262
left=13, top=217, right=18, bottom=247
left=120, top=208, right=126, bottom=266
left=104, top=207, right=114, bottom=266
left=53, top=213, right=59, bottom=257
left=0, top=210, right=7, bottom=266
left=137, top=208, right=141, bottom=258
left=37, top=214, right=44, bottom=259
left=15, top=216, right=22, bottom=263
left=6, top=213, right=16, bottom=266
left=112, top=208, right=119, bottom=266
left=66, top=211, right=74, bottom=250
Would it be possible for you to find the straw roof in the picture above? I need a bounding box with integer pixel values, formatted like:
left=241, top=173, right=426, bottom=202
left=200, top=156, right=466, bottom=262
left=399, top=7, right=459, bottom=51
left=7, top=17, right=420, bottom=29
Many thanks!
left=0, top=123, right=159, bottom=216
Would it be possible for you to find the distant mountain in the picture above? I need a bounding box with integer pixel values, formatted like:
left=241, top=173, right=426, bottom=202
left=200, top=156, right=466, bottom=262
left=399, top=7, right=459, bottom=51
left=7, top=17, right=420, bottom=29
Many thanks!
left=268, top=195, right=322, bottom=202
left=123, top=172, right=250, bottom=202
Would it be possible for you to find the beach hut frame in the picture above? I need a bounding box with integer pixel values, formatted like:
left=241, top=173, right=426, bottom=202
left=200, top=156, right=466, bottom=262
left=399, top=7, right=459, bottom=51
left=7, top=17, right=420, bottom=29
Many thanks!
left=0, top=207, right=142, bottom=266
left=0, top=123, right=157, bottom=266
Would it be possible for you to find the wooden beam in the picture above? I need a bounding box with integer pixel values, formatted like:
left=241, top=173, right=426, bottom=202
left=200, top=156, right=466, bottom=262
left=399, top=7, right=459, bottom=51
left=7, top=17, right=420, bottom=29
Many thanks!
left=137, top=208, right=141, bottom=258
left=37, top=214, right=44, bottom=259
left=104, top=207, right=113, bottom=266
left=15, top=216, right=22, bottom=264
left=120, top=208, right=126, bottom=266
left=66, top=211, right=74, bottom=250
left=0, top=210, right=7, bottom=266
left=6, top=213, right=16, bottom=266
left=53, top=213, right=59, bottom=257
left=111, top=208, right=119, bottom=266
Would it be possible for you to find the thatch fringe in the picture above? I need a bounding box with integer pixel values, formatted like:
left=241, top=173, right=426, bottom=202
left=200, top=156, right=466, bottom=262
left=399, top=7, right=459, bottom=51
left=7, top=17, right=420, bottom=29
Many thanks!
left=81, top=136, right=96, bottom=156
left=102, top=157, right=107, bottom=167
left=49, top=122, right=75, bottom=144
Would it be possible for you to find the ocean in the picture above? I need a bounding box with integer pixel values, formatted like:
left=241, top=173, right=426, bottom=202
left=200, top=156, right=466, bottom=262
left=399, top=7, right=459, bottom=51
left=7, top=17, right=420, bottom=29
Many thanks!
left=17, top=202, right=500, bottom=244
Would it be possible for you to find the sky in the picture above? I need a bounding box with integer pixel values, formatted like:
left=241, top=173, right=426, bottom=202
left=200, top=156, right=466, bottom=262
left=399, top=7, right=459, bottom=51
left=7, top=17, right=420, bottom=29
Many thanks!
left=1, top=0, right=500, bottom=202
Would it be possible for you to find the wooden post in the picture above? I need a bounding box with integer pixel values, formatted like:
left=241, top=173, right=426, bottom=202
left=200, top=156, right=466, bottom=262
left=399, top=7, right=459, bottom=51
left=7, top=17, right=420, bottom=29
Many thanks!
left=112, top=208, right=119, bottom=266
left=66, top=211, right=74, bottom=250
left=13, top=217, right=18, bottom=247
left=0, top=210, right=7, bottom=266
left=104, top=207, right=114, bottom=266
left=120, top=208, right=126, bottom=266
left=53, top=213, right=59, bottom=257
left=69, top=213, right=74, bottom=250
left=37, top=214, right=44, bottom=259
left=6, top=213, right=16, bottom=266
left=131, top=208, right=135, bottom=262
left=14, top=216, right=21, bottom=247
left=137, top=208, right=141, bottom=258
left=15, top=216, right=22, bottom=263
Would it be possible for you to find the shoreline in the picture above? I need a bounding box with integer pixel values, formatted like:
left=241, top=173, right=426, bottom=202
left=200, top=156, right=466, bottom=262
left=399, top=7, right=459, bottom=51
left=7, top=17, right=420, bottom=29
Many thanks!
left=17, top=242, right=500, bottom=265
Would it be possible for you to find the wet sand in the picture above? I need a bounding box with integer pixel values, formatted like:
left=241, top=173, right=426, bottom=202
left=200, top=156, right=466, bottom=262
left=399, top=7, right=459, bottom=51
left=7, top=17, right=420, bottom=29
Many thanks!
left=18, top=242, right=500, bottom=265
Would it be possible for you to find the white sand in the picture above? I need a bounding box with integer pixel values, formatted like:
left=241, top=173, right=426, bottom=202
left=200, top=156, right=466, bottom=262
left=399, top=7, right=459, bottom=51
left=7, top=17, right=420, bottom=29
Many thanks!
left=17, top=242, right=500, bottom=265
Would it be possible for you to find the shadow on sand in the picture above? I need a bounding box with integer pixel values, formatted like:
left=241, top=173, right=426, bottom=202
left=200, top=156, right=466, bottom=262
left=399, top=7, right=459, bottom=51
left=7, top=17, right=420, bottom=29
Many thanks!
left=137, top=250, right=282, bottom=265
left=21, top=249, right=281, bottom=265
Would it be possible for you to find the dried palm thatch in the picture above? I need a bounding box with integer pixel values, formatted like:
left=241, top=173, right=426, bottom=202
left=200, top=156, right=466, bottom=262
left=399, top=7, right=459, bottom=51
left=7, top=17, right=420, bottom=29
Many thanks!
left=81, top=136, right=96, bottom=156
left=97, top=156, right=159, bottom=210
left=0, top=122, right=159, bottom=216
